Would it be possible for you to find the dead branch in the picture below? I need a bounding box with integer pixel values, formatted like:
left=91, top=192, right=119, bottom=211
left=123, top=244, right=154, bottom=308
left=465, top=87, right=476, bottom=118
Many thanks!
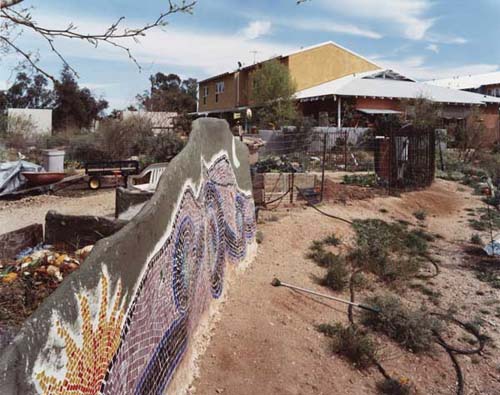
left=0, top=1, right=196, bottom=79
left=0, top=0, right=24, bottom=9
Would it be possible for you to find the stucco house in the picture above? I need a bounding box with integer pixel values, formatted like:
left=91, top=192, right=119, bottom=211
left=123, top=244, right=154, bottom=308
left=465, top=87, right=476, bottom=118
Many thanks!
left=197, top=41, right=500, bottom=143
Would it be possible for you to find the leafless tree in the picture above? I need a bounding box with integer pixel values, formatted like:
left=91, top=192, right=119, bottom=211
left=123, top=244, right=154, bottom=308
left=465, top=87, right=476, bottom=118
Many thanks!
left=0, top=0, right=196, bottom=81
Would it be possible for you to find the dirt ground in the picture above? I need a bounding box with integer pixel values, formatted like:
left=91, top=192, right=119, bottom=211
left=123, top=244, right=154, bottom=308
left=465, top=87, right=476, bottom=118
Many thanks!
left=0, top=189, right=115, bottom=234
left=190, top=179, right=500, bottom=395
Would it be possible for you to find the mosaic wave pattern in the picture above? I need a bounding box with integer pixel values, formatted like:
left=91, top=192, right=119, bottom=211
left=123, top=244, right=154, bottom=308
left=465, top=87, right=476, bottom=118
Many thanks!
left=96, top=155, right=257, bottom=394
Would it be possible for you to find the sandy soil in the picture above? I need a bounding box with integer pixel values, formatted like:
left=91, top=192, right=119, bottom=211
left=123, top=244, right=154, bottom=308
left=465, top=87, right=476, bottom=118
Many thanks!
left=0, top=189, right=115, bottom=234
left=190, top=179, right=500, bottom=395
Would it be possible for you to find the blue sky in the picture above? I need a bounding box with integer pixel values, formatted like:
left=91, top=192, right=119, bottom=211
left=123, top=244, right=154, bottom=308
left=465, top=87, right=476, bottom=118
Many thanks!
left=1, top=0, right=500, bottom=110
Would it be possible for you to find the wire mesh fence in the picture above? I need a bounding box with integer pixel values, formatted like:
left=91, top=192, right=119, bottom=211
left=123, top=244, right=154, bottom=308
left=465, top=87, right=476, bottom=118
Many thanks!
left=251, top=124, right=436, bottom=208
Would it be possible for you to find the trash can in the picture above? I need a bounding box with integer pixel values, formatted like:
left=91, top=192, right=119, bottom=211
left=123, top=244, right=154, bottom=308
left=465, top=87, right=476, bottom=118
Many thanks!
left=42, top=150, right=65, bottom=172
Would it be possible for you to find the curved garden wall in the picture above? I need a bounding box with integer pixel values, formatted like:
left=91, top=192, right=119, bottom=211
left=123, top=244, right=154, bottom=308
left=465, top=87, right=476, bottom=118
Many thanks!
left=0, top=118, right=257, bottom=394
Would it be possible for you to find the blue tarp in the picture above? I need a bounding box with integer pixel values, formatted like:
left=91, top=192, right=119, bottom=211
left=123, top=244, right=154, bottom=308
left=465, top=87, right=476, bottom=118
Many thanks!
left=0, top=160, right=42, bottom=196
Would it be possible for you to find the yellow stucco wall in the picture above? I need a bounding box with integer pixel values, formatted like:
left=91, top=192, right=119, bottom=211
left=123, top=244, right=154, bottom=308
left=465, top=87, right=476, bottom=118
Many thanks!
left=288, top=43, right=380, bottom=91
left=198, top=42, right=380, bottom=112
left=198, top=74, right=237, bottom=112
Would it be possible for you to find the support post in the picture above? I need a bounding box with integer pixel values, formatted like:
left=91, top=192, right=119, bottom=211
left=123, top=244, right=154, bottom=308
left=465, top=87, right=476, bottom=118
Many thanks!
left=320, top=132, right=327, bottom=202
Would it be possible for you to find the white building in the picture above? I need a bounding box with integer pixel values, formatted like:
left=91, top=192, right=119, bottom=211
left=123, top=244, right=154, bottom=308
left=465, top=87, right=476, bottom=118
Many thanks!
left=7, top=108, right=53, bottom=135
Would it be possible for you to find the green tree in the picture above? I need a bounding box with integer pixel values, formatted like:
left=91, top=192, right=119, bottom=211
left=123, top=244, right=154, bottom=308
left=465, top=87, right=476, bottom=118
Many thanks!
left=53, top=66, right=108, bottom=130
left=137, top=72, right=197, bottom=113
left=251, top=59, right=298, bottom=129
left=0, top=72, right=54, bottom=110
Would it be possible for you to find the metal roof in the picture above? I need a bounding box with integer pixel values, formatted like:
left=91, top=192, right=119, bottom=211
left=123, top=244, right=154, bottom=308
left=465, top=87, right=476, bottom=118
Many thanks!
left=295, top=70, right=500, bottom=105
left=428, top=71, right=500, bottom=90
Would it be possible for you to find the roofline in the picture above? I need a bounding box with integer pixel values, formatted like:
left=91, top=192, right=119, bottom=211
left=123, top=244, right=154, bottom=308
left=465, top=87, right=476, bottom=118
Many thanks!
left=198, top=40, right=381, bottom=85
left=284, top=41, right=381, bottom=69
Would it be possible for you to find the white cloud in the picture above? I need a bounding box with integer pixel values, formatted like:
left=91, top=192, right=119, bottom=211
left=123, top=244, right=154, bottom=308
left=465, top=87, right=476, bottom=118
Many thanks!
left=292, top=19, right=382, bottom=39
left=379, top=55, right=499, bottom=81
left=241, top=20, right=272, bottom=40
left=426, top=44, right=439, bottom=54
left=21, top=15, right=295, bottom=77
left=316, top=0, right=434, bottom=40
left=427, top=33, right=467, bottom=45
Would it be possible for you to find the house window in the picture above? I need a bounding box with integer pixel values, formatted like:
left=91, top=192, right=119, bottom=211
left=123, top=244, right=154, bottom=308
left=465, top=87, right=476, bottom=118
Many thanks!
left=215, top=81, right=224, bottom=103
left=202, top=86, right=209, bottom=105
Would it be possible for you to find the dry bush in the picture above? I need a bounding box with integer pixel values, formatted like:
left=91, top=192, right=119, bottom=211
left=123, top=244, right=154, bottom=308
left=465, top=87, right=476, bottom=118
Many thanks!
left=2, top=115, right=36, bottom=150
left=321, top=259, right=349, bottom=291
left=98, top=116, right=154, bottom=160
left=322, top=233, right=341, bottom=246
left=349, top=219, right=431, bottom=282
left=317, top=323, right=376, bottom=369
left=377, top=378, right=412, bottom=395
left=361, top=294, right=442, bottom=353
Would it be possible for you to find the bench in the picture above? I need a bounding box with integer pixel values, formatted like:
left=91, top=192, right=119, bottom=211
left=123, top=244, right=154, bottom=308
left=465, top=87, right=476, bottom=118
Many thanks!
left=127, top=163, right=168, bottom=192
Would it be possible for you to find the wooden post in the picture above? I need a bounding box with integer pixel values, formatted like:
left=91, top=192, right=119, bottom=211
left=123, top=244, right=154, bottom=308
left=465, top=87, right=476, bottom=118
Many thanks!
left=320, top=132, right=327, bottom=202
left=344, top=129, right=348, bottom=171
left=290, top=172, right=295, bottom=204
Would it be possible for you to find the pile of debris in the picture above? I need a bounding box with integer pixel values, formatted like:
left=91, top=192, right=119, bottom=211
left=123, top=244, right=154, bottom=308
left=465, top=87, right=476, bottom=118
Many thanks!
left=0, top=244, right=93, bottom=348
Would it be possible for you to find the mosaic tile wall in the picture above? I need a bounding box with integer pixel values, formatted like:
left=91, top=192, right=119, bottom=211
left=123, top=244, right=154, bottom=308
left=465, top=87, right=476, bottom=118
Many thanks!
left=0, top=120, right=256, bottom=395
left=33, top=155, right=256, bottom=395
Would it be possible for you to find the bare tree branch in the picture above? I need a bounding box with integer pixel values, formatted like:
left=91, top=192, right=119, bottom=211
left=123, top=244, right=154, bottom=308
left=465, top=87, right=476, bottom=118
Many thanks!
left=0, top=0, right=24, bottom=9
left=0, top=1, right=196, bottom=80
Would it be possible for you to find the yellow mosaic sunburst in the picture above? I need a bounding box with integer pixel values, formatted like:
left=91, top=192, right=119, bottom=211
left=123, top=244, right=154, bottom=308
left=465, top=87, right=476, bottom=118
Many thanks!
left=35, top=274, right=125, bottom=395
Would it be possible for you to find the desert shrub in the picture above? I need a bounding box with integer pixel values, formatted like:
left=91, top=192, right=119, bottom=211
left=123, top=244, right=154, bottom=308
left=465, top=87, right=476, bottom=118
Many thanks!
left=256, top=231, right=264, bottom=244
left=98, top=116, right=154, bottom=160
left=361, top=294, right=442, bottom=352
left=470, top=234, right=483, bottom=245
left=323, top=233, right=341, bottom=246
left=65, top=134, right=106, bottom=163
left=413, top=210, right=427, bottom=221
left=377, top=378, right=412, bottom=395
left=349, top=219, right=430, bottom=282
left=145, top=132, right=186, bottom=163
left=321, top=260, right=349, bottom=291
left=317, top=323, right=376, bottom=369
left=2, top=115, right=37, bottom=150
left=306, top=240, right=326, bottom=262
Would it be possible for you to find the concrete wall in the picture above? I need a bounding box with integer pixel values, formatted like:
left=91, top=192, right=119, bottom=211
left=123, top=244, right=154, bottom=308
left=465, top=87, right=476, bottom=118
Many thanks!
left=0, top=118, right=257, bottom=395
left=8, top=109, right=52, bottom=135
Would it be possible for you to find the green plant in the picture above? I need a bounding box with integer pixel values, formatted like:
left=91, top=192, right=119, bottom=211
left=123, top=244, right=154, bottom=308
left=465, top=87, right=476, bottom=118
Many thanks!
left=322, top=233, right=341, bottom=246
left=361, top=294, right=442, bottom=352
left=317, top=323, right=376, bottom=369
left=251, top=59, right=298, bottom=129
left=470, top=234, right=483, bottom=245
left=321, top=261, right=349, bottom=291
left=343, top=173, right=378, bottom=187
left=413, top=210, right=427, bottom=221
left=348, top=219, right=430, bottom=282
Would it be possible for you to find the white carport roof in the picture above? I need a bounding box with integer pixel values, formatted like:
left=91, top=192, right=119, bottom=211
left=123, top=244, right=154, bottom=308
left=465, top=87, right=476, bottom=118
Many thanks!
left=428, top=71, right=500, bottom=90
left=295, top=70, right=500, bottom=105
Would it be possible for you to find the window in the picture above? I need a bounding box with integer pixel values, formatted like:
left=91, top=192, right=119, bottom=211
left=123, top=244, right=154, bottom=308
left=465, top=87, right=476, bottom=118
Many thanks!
left=215, top=81, right=225, bottom=93
left=215, top=81, right=224, bottom=103
left=202, top=86, right=209, bottom=105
